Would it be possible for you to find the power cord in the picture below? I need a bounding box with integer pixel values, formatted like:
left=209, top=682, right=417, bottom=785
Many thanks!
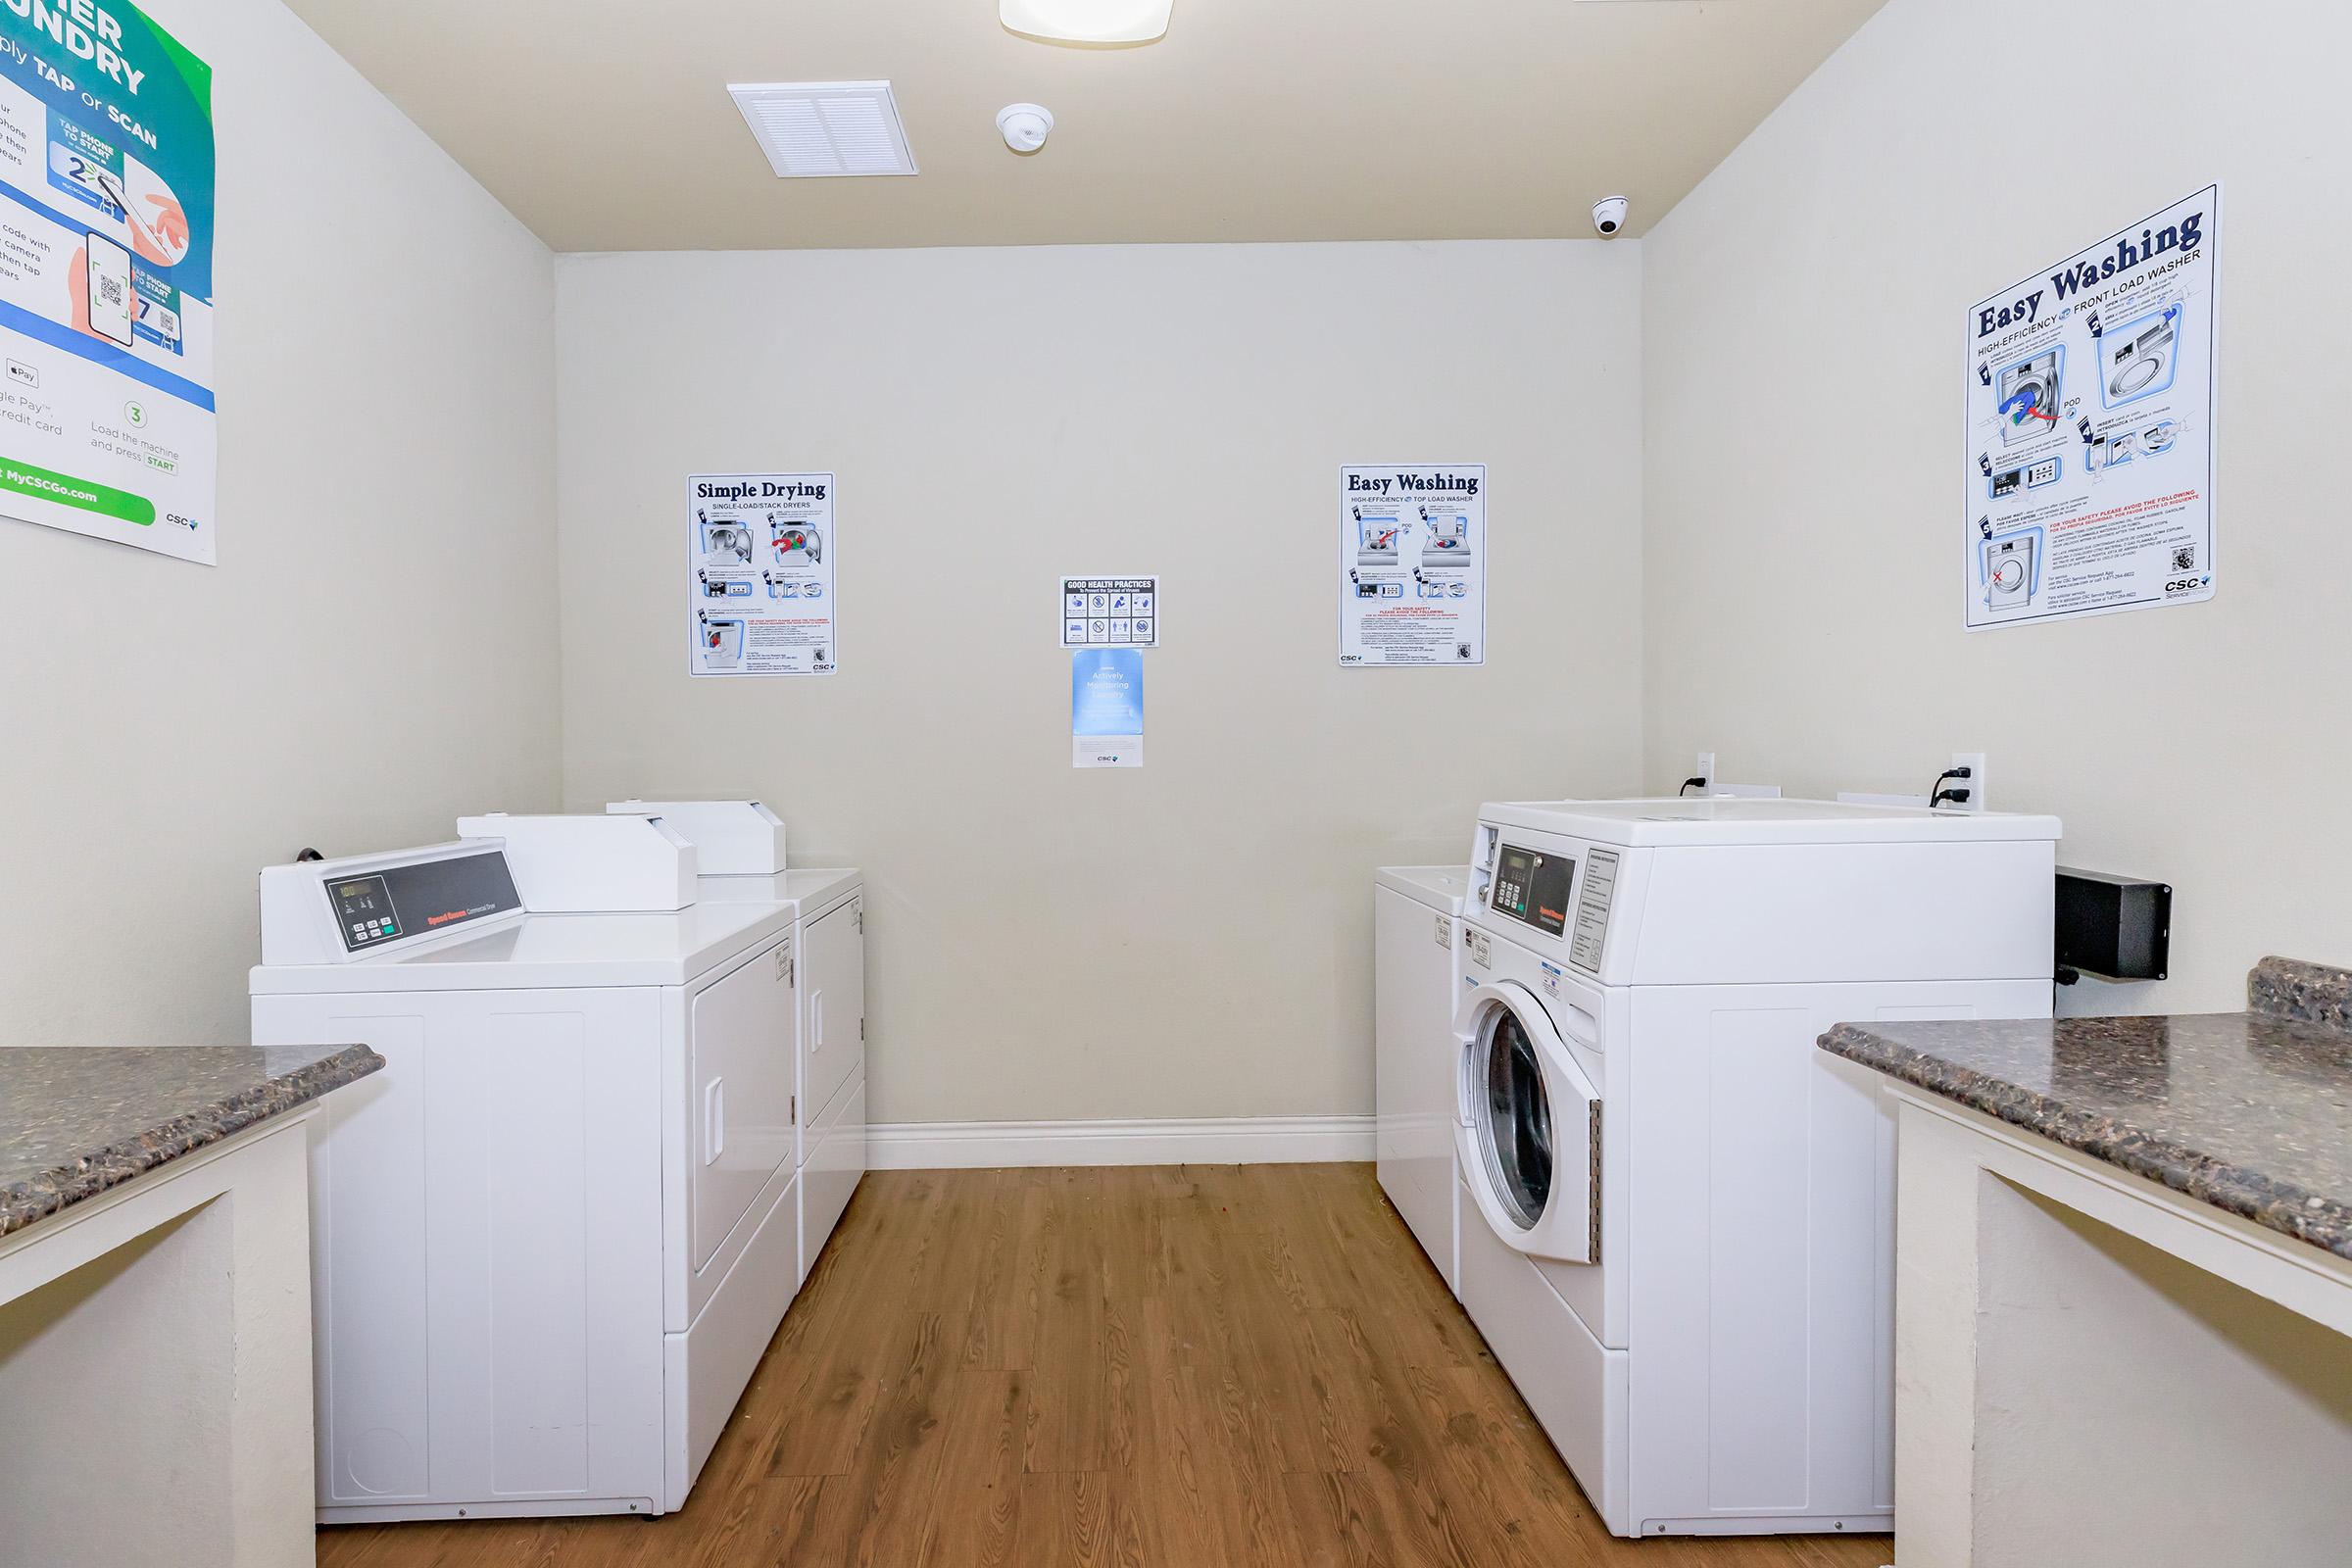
left=1928, top=764, right=1974, bottom=809
left=1679, top=776, right=1708, bottom=797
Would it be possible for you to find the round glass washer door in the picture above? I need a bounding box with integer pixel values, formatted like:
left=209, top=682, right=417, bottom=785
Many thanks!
left=1475, top=1002, right=1552, bottom=1229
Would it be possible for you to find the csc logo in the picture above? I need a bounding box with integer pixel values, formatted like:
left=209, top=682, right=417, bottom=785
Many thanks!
left=2164, top=576, right=2211, bottom=594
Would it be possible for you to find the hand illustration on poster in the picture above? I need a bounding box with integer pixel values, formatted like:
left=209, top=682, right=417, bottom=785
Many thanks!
left=1963, top=186, right=2218, bottom=630
left=687, top=472, right=838, bottom=675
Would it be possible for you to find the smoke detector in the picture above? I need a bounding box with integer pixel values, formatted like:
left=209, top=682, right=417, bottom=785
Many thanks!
left=728, top=81, right=918, bottom=177
left=997, top=103, right=1054, bottom=154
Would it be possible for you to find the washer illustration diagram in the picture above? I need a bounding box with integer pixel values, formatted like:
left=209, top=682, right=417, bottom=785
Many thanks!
left=763, top=571, right=801, bottom=600
left=1355, top=509, right=1403, bottom=567
left=1980, top=526, right=2043, bottom=614
left=772, top=524, right=823, bottom=567
left=698, top=569, right=752, bottom=599
left=697, top=612, right=746, bottom=669
left=1997, top=348, right=2065, bottom=446
left=1421, top=508, right=1474, bottom=566
left=699, top=518, right=754, bottom=564
left=2100, top=306, right=2181, bottom=408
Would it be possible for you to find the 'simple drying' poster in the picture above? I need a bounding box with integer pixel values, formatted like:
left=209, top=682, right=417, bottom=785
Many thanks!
left=1963, top=186, right=2218, bottom=631
left=687, top=472, right=837, bottom=676
left=1339, top=465, right=1486, bottom=666
left=0, top=0, right=216, bottom=563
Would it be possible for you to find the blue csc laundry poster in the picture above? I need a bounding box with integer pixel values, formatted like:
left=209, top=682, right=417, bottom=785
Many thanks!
left=1071, top=646, right=1143, bottom=768
left=0, top=0, right=216, bottom=563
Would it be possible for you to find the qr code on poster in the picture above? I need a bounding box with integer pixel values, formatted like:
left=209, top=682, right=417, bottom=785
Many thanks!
left=2172, top=547, right=2197, bottom=571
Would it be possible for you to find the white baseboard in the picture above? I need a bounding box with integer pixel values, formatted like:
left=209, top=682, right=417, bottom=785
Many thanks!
left=866, top=1115, right=1375, bottom=1170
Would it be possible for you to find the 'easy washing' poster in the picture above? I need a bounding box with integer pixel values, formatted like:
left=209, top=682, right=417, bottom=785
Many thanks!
left=1963, top=186, right=2218, bottom=631
left=688, top=472, right=837, bottom=676
left=1339, top=464, right=1486, bottom=665
left=0, top=0, right=214, bottom=564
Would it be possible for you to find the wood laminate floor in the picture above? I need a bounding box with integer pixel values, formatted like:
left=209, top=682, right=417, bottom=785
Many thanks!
left=316, top=1164, right=1888, bottom=1567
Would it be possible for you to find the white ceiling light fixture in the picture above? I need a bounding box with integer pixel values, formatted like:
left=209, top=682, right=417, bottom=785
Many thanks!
left=728, top=81, right=918, bottom=177
left=1001, top=0, right=1173, bottom=45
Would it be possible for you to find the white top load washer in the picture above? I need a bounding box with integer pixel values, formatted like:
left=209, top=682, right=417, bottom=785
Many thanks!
left=1452, top=798, right=2060, bottom=1539
left=250, top=821, right=819, bottom=1523
left=1374, top=865, right=1468, bottom=1296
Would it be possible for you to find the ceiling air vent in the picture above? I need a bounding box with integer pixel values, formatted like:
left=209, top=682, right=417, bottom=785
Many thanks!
left=728, top=81, right=918, bottom=178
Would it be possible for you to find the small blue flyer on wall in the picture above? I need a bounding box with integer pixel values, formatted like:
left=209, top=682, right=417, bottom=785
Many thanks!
left=1071, top=647, right=1143, bottom=768
left=1963, top=185, right=2218, bottom=630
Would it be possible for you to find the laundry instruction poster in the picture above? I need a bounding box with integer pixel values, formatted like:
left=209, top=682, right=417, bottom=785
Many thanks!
left=1964, top=185, right=2218, bottom=631
left=0, top=0, right=215, bottom=564
left=1339, top=464, right=1485, bottom=665
left=1071, top=646, right=1142, bottom=768
left=687, top=472, right=836, bottom=676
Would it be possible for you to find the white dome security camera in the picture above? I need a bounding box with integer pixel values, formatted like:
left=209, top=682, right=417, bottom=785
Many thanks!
left=997, top=103, right=1054, bottom=154
left=1592, top=195, right=1629, bottom=237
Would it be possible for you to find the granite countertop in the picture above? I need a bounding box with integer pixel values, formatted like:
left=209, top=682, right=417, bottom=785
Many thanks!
left=0, top=1043, right=383, bottom=1239
left=1821, top=957, right=2352, bottom=1262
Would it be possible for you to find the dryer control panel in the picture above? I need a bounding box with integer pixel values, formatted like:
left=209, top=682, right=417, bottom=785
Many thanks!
left=326, top=852, right=520, bottom=954
left=261, top=843, right=527, bottom=966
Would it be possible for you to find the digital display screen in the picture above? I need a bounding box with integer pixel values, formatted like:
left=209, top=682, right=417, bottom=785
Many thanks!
left=1492, top=843, right=1573, bottom=937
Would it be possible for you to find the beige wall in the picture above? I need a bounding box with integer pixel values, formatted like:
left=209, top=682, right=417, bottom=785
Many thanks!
left=0, top=0, right=560, bottom=1046
left=1642, top=0, right=2351, bottom=1015
left=556, top=241, right=1644, bottom=1124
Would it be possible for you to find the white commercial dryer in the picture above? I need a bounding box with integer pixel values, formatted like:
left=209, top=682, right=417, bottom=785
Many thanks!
left=1374, top=865, right=1468, bottom=1295
left=249, top=813, right=864, bottom=1523
left=696, top=864, right=867, bottom=1280
left=1452, top=798, right=2059, bottom=1539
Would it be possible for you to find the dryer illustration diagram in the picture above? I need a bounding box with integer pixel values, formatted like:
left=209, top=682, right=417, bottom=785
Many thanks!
left=697, top=611, right=746, bottom=669
left=771, top=522, right=823, bottom=567
left=699, top=516, right=754, bottom=565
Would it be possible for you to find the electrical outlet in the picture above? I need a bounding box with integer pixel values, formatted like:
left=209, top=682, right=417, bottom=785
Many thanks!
left=1693, top=751, right=1716, bottom=794
left=1948, top=752, right=1987, bottom=812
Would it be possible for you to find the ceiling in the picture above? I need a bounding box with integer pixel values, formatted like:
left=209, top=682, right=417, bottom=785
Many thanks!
left=282, top=0, right=1888, bottom=253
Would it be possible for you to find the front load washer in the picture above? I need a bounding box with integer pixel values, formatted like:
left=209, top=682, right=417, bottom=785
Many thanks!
left=1997, top=349, right=2064, bottom=446
left=1374, top=865, right=1468, bottom=1295
left=250, top=818, right=830, bottom=1523
left=1982, top=528, right=2041, bottom=612
left=1453, top=798, right=2060, bottom=1538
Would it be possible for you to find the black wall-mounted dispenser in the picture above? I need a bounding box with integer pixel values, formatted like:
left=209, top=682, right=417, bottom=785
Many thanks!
left=2054, top=866, right=2172, bottom=984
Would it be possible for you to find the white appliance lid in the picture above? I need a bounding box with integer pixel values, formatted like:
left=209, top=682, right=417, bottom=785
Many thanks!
left=1479, top=797, right=2063, bottom=847
left=696, top=866, right=860, bottom=913
left=1376, top=865, right=1470, bottom=913
left=249, top=902, right=793, bottom=994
